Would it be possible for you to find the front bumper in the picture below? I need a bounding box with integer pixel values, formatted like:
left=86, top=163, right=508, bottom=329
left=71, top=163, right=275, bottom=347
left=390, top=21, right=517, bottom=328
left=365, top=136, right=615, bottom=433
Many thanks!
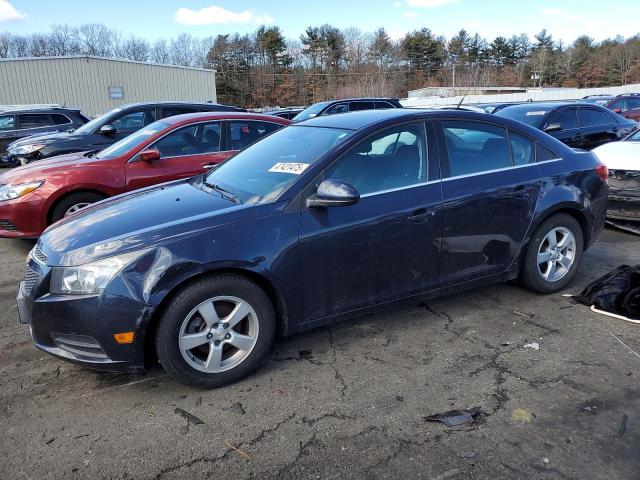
left=17, top=258, right=153, bottom=372
left=0, top=193, right=47, bottom=238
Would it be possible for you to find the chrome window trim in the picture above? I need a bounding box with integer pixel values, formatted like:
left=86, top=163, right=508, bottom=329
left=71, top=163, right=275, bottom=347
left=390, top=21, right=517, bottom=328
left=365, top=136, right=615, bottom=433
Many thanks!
left=441, top=161, right=551, bottom=182
left=360, top=179, right=440, bottom=198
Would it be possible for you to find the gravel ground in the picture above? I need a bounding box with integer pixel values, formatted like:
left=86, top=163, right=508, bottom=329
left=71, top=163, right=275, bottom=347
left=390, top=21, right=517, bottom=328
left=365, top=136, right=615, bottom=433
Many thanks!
left=0, top=228, right=639, bottom=479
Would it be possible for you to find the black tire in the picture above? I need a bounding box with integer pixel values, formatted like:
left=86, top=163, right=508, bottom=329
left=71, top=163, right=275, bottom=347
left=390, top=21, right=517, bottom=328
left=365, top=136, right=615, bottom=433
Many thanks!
left=50, top=192, right=106, bottom=223
left=520, top=213, right=584, bottom=294
left=155, top=274, right=275, bottom=388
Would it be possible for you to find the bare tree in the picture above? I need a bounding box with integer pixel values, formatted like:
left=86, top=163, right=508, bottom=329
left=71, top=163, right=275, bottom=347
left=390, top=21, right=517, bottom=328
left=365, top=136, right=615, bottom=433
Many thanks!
left=150, top=39, right=171, bottom=64
left=49, top=25, right=80, bottom=56
left=121, top=36, right=150, bottom=62
left=76, top=23, right=113, bottom=56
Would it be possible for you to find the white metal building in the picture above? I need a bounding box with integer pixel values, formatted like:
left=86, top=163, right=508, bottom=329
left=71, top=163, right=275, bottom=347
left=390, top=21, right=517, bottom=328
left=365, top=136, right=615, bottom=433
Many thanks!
left=0, top=56, right=217, bottom=116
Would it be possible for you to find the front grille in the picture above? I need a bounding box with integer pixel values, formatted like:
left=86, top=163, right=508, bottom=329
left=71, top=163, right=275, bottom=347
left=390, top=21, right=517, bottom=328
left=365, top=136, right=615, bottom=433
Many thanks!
left=0, top=220, right=17, bottom=231
left=32, top=244, right=47, bottom=264
left=22, top=267, right=39, bottom=296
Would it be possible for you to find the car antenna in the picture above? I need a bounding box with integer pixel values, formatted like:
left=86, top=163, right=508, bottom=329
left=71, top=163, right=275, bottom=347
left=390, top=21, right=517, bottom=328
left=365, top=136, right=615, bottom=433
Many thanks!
left=455, top=85, right=474, bottom=110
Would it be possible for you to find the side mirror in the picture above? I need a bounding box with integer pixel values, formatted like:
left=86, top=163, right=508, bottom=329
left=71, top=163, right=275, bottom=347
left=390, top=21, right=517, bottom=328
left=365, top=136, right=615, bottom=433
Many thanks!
left=306, top=179, right=360, bottom=208
left=613, top=108, right=622, bottom=114
left=138, top=148, right=160, bottom=162
left=544, top=123, right=562, bottom=133
left=99, top=124, right=117, bottom=135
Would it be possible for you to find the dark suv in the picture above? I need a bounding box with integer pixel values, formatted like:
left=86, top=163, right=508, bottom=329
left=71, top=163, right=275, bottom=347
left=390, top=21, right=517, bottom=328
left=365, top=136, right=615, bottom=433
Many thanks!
left=293, top=97, right=402, bottom=122
left=496, top=102, right=637, bottom=149
left=2, top=102, right=243, bottom=167
left=0, top=105, right=88, bottom=157
left=602, top=94, right=640, bottom=122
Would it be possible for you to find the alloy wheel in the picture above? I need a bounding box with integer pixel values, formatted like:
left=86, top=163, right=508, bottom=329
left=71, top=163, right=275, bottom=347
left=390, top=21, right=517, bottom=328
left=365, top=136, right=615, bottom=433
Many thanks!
left=178, top=296, right=259, bottom=373
left=64, top=202, right=92, bottom=216
left=536, top=227, right=576, bottom=282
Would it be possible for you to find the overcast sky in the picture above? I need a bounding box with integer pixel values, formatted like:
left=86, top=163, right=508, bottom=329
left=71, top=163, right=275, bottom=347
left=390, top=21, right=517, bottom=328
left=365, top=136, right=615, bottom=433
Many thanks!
left=1, top=0, right=638, bottom=43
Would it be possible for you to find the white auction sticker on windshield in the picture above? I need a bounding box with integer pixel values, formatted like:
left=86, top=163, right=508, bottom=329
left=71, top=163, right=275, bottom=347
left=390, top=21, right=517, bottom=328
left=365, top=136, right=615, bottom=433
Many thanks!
left=269, top=162, right=310, bottom=174
left=526, top=111, right=547, bottom=116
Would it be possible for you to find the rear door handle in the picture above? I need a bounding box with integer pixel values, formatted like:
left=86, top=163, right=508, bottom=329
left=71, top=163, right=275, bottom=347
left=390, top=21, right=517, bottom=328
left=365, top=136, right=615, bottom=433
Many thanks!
left=203, top=164, right=216, bottom=169
left=407, top=208, right=435, bottom=223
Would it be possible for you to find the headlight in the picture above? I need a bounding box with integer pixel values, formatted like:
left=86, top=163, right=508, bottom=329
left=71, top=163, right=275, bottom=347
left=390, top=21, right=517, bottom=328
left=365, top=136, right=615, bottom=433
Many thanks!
left=11, top=144, right=45, bottom=155
left=0, top=181, right=45, bottom=201
left=50, top=250, right=144, bottom=295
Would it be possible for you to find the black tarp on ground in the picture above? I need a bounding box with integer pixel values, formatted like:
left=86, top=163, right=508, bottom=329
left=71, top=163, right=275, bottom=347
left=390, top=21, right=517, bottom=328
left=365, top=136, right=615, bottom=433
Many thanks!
left=574, top=265, right=640, bottom=321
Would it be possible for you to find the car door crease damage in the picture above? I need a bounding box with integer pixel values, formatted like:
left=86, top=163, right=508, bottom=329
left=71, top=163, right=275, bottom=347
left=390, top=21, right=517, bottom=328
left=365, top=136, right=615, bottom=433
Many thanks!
left=11, top=108, right=609, bottom=388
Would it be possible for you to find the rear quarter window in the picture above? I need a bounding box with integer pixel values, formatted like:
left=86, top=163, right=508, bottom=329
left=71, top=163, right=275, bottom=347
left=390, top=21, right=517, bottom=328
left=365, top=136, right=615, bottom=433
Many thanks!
left=537, top=143, right=559, bottom=162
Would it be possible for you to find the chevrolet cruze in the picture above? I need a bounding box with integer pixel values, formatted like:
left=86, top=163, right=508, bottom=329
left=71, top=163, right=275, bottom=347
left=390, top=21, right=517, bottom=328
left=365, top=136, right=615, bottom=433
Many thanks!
left=17, top=109, right=608, bottom=388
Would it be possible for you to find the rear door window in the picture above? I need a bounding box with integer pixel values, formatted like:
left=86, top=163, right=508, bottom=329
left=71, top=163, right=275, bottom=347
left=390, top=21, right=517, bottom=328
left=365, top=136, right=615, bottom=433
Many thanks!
left=442, top=121, right=512, bottom=177
left=229, top=121, right=281, bottom=150
left=349, top=101, right=374, bottom=111
left=50, top=114, right=71, bottom=125
left=0, top=115, right=15, bottom=130
left=627, top=98, right=640, bottom=111
left=161, top=107, right=197, bottom=118
left=19, top=113, right=52, bottom=129
left=374, top=101, right=395, bottom=110
left=578, top=108, right=613, bottom=127
left=551, top=109, right=578, bottom=130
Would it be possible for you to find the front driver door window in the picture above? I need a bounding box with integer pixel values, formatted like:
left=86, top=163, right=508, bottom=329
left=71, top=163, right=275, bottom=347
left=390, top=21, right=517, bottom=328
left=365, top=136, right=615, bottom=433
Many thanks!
left=111, top=110, right=154, bottom=137
left=126, top=121, right=226, bottom=191
left=299, top=122, right=443, bottom=321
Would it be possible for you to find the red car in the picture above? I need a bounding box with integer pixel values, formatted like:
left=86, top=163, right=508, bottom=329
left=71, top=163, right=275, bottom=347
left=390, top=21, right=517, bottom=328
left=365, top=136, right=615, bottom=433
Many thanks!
left=0, top=112, right=290, bottom=238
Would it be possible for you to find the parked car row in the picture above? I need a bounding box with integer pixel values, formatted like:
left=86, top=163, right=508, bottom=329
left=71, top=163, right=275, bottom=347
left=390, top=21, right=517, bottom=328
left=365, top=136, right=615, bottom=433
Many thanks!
left=1, top=101, right=244, bottom=168
left=0, top=112, right=289, bottom=237
left=12, top=104, right=609, bottom=388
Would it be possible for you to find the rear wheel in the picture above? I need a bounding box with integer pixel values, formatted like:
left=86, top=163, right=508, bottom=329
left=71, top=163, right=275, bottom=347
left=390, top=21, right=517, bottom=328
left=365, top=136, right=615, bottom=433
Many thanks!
left=155, top=274, right=275, bottom=388
left=520, top=213, right=584, bottom=294
left=50, top=192, right=106, bottom=223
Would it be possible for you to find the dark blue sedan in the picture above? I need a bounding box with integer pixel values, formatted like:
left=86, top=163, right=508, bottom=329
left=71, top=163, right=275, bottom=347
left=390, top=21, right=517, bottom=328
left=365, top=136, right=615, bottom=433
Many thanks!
left=17, top=109, right=609, bottom=387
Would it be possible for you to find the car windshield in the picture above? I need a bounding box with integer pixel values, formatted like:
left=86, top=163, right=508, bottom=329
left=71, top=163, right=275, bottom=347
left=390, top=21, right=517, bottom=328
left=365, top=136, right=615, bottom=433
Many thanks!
left=293, top=102, right=331, bottom=122
left=495, top=107, right=549, bottom=128
left=96, top=121, right=168, bottom=159
left=202, top=125, right=352, bottom=204
left=74, top=107, right=123, bottom=134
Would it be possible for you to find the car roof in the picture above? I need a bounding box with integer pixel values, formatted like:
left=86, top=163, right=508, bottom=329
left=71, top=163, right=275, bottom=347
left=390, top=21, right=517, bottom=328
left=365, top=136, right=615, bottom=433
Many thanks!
left=158, top=111, right=291, bottom=126
left=117, top=101, right=240, bottom=109
left=296, top=107, right=551, bottom=134
left=498, top=102, right=578, bottom=113
left=0, top=106, right=82, bottom=113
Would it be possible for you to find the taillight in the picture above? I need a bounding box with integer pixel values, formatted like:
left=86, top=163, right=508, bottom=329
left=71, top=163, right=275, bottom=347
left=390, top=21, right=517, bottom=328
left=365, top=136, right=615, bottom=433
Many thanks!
left=596, top=163, right=609, bottom=183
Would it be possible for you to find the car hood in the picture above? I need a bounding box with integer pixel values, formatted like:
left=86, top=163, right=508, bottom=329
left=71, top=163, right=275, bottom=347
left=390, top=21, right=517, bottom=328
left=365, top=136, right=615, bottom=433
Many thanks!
left=39, top=179, right=253, bottom=266
left=0, top=151, right=91, bottom=184
left=8, top=131, right=87, bottom=149
left=592, top=142, right=640, bottom=171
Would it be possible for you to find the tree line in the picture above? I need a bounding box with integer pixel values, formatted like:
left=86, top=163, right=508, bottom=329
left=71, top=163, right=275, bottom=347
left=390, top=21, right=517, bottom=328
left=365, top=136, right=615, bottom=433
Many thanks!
left=1, top=23, right=639, bottom=108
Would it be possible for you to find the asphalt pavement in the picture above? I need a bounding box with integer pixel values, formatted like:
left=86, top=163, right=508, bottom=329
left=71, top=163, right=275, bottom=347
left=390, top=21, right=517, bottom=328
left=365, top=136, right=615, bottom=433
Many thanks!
left=0, top=229, right=639, bottom=479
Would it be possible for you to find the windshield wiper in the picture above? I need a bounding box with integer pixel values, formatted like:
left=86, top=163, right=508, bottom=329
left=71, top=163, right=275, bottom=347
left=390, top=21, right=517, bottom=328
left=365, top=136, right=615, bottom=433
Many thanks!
left=203, top=181, right=241, bottom=204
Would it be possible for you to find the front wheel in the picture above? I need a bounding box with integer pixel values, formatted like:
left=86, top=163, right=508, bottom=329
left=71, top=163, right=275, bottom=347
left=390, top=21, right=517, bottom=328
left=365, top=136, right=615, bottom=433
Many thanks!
left=50, top=192, right=106, bottom=223
left=520, top=213, right=584, bottom=294
left=155, top=274, right=275, bottom=388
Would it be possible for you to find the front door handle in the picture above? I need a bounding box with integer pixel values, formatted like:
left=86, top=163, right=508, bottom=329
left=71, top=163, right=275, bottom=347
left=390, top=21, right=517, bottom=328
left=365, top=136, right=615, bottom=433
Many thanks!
left=407, top=208, right=435, bottom=224
left=203, top=164, right=217, bottom=169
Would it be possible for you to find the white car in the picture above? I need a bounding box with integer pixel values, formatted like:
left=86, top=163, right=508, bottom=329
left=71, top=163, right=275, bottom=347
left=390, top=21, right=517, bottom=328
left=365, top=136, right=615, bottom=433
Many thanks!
left=593, top=130, right=640, bottom=233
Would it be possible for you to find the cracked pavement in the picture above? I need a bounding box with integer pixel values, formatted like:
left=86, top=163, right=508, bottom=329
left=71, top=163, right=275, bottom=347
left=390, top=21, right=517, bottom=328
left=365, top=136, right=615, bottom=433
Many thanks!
left=1, top=228, right=639, bottom=479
